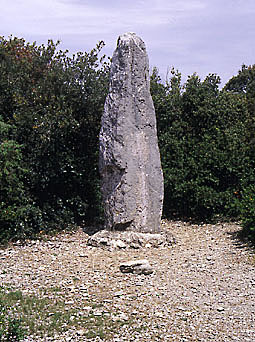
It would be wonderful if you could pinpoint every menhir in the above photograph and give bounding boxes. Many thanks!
[99,32,164,233]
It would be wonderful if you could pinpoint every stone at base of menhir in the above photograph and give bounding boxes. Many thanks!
[86,229,175,250]
[120,259,154,275]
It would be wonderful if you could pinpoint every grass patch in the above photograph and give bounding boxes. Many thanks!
[0,288,27,341]
[0,286,133,340]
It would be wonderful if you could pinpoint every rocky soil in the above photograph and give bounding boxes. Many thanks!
[0,220,254,341]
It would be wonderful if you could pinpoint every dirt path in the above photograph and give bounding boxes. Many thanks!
[0,221,254,341]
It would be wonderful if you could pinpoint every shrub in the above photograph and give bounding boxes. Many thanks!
[151,69,253,221]
[238,185,255,243]
[0,118,43,243]
[0,36,109,242]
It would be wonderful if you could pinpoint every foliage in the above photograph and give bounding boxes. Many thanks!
[0,117,43,243]
[224,64,255,115]
[238,185,255,242]
[0,35,254,243]
[224,65,255,240]
[151,68,254,221]
[0,36,109,243]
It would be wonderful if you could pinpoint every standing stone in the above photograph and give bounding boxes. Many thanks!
[99,32,164,233]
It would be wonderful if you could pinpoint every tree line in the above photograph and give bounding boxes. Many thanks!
[0,36,254,244]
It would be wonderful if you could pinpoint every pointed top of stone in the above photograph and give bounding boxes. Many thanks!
[117,32,146,52]
[119,32,137,40]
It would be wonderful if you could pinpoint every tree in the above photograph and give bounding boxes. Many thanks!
[0,36,110,242]
[0,117,42,243]
[151,70,252,220]
[224,64,255,241]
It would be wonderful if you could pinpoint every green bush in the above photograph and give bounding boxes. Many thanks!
[0,36,109,243]
[151,69,253,221]
[0,117,43,243]
[238,185,255,242]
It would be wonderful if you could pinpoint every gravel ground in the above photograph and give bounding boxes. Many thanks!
[0,221,254,341]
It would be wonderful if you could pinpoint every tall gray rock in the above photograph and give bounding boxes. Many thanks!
[99,32,164,233]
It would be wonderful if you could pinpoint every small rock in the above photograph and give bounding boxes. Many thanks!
[217,306,225,312]
[65,301,74,305]
[118,312,129,321]
[83,306,92,313]
[111,239,127,249]
[87,227,175,249]
[120,259,154,275]
[130,242,140,249]
[112,312,129,321]
[77,329,86,336]
[79,287,88,291]
[155,311,164,318]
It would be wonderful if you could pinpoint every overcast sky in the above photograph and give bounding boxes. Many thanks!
[1,0,255,86]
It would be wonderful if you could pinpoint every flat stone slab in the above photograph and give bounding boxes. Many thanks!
[120,259,154,275]
[87,229,175,250]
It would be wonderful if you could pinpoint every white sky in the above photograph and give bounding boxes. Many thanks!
[1,0,255,86]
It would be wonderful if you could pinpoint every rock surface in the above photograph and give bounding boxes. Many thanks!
[120,259,154,275]
[99,32,164,233]
[87,229,175,250]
